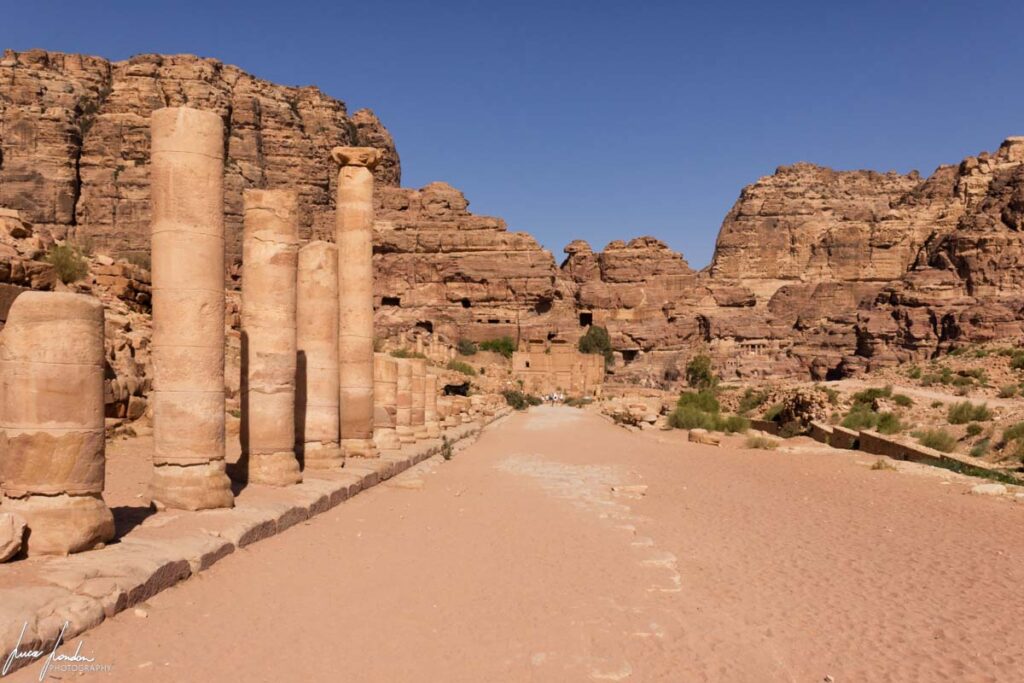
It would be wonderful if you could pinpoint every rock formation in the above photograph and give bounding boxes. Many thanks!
[0,48,399,267]
[5,48,1024,386]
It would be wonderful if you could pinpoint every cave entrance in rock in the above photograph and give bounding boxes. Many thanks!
[622,349,639,364]
[461,298,472,308]
[382,296,401,307]
[416,320,433,333]
[534,299,552,314]
[579,311,593,327]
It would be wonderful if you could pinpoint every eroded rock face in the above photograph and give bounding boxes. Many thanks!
[0,48,399,266]
[5,48,1024,385]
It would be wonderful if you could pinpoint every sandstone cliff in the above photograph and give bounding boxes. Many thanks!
[0,48,399,266]
[4,48,1024,387]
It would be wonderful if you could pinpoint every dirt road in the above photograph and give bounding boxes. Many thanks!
[10,406,1022,681]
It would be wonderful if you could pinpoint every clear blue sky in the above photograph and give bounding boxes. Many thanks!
[4,1,1023,267]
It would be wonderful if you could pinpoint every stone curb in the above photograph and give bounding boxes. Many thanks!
[0,412,509,675]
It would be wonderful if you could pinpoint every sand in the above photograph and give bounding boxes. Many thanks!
[8,406,1022,681]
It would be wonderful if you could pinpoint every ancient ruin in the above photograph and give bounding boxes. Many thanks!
[0,292,113,555]
[424,375,441,438]
[395,359,415,444]
[513,340,605,396]
[373,354,401,450]
[148,106,234,510]
[410,358,428,440]
[239,189,301,485]
[296,241,342,469]
[333,146,381,458]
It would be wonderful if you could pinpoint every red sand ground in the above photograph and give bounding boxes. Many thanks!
[9,406,1022,681]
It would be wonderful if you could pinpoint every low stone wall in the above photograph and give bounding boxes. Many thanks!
[808,421,833,445]
[858,430,954,467]
[749,419,779,435]
[829,425,859,450]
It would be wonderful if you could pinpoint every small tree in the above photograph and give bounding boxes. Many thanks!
[685,354,715,390]
[457,339,478,356]
[578,325,613,367]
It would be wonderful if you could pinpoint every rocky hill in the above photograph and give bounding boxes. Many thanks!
[3,48,1024,388]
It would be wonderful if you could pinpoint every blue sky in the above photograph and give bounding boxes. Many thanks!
[3,1,1023,267]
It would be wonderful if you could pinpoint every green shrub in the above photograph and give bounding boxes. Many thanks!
[958,368,988,383]
[965,422,984,437]
[817,385,840,406]
[947,401,992,424]
[842,405,878,431]
[46,243,89,284]
[677,389,720,414]
[390,348,426,359]
[1000,421,1024,444]
[441,436,453,461]
[745,435,779,450]
[1010,351,1024,370]
[907,365,922,380]
[564,396,592,408]
[737,387,768,415]
[851,385,892,406]
[876,412,903,435]
[668,405,717,430]
[951,375,974,389]
[502,389,539,410]
[578,326,614,367]
[720,414,750,434]
[930,400,944,409]
[892,394,913,407]
[970,438,991,458]
[998,384,1018,398]
[778,421,804,438]
[125,252,151,270]
[447,360,477,376]
[480,336,516,358]
[918,429,956,453]
[684,354,716,390]
[457,339,478,356]
[763,403,784,421]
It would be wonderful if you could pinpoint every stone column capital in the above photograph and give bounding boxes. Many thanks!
[331,146,382,169]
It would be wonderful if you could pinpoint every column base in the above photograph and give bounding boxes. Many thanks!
[342,438,378,458]
[373,428,402,451]
[245,451,302,486]
[151,461,234,511]
[395,426,416,444]
[413,426,429,440]
[301,442,344,470]
[2,493,114,557]
[425,421,441,438]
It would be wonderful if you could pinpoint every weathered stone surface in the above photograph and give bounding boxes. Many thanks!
[0,48,399,264]
[0,511,26,562]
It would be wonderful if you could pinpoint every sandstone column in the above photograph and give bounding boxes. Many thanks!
[240,189,301,485]
[424,374,441,438]
[332,146,381,458]
[0,292,114,556]
[395,359,415,444]
[149,107,233,510]
[372,354,401,450]
[296,241,342,469]
[410,358,428,439]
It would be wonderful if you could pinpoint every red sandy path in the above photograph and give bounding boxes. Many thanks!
[9,406,1022,681]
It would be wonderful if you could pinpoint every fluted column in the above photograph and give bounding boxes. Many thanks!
[149,107,233,510]
[296,241,342,469]
[0,292,114,555]
[332,146,380,459]
[239,189,301,485]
